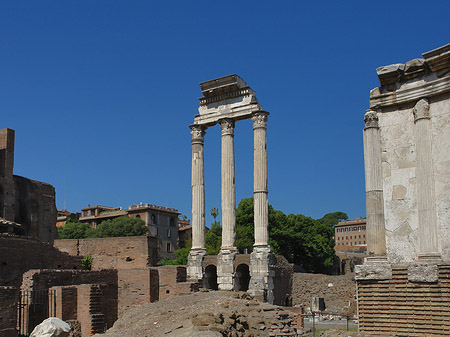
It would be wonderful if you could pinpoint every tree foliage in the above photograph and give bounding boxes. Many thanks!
[235,197,338,274]
[57,216,148,239]
[160,239,191,265]
[57,218,91,239]
[318,211,348,228]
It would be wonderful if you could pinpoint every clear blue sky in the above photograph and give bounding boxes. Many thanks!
[1,1,449,225]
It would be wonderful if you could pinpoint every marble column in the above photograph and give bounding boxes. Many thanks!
[413,98,440,261]
[363,109,387,260]
[249,111,274,303]
[252,112,270,248]
[217,118,237,290]
[220,118,237,250]
[187,124,207,279]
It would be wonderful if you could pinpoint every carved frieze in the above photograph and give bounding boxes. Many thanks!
[413,98,430,122]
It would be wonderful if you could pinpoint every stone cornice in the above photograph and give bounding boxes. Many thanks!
[370,44,450,109]
[369,72,450,109]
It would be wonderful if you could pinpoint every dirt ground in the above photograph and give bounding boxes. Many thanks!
[93,272,359,336]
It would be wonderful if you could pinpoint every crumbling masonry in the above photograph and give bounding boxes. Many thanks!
[356,43,450,336]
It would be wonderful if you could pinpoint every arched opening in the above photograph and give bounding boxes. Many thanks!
[234,264,250,291]
[203,265,218,290]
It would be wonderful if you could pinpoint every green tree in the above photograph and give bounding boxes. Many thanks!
[57,218,90,239]
[87,215,148,238]
[235,197,337,273]
[58,215,148,239]
[160,239,192,265]
[318,212,348,228]
[205,208,222,255]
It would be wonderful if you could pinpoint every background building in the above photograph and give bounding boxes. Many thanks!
[78,203,180,258]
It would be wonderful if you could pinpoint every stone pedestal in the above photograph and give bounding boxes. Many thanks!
[248,246,275,304]
[187,248,206,280]
[217,248,238,290]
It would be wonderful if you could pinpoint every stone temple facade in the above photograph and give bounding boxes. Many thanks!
[187,75,277,303]
[356,44,450,336]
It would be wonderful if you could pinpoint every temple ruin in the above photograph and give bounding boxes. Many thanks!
[187,75,290,304]
[356,43,450,335]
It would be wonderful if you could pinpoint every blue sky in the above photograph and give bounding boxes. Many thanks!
[1,1,449,225]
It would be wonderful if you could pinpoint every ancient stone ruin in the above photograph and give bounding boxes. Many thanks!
[187,75,292,305]
[356,43,450,336]
[0,128,57,244]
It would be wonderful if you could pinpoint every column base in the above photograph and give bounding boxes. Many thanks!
[355,255,392,281]
[364,255,388,264]
[248,245,275,304]
[187,248,206,280]
[217,248,238,291]
[418,252,442,264]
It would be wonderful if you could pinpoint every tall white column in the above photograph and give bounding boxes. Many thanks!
[248,111,274,303]
[220,118,237,250]
[252,112,270,247]
[187,124,207,279]
[413,98,440,261]
[217,118,237,291]
[363,110,387,259]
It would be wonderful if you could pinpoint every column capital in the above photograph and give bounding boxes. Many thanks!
[252,111,269,130]
[219,118,235,136]
[364,109,379,129]
[190,124,206,143]
[413,98,430,122]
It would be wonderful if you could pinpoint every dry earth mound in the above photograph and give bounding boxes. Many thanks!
[94,290,299,337]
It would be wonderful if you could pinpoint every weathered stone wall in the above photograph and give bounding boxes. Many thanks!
[54,235,158,270]
[20,269,118,292]
[0,235,81,287]
[0,286,19,337]
[368,44,450,263]
[117,268,159,315]
[292,272,355,312]
[0,128,57,244]
[13,175,57,244]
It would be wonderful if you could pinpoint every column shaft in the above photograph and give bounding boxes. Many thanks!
[413,99,440,259]
[190,125,206,250]
[253,112,269,247]
[363,110,387,257]
[220,119,236,249]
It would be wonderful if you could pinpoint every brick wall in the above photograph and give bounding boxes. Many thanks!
[292,272,356,312]
[54,236,158,270]
[21,269,118,292]
[0,235,82,287]
[117,268,159,315]
[0,286,19,337]
[358,265,450,336]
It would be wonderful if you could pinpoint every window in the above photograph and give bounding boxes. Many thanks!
[151,214,156,224]
[170,217,175,227]
[136,215,141,219]
[167,229,171,238]
[167,242,171,252]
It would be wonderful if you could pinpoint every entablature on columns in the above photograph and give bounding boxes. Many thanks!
[194,74,263,127]
[369,43,450,109]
